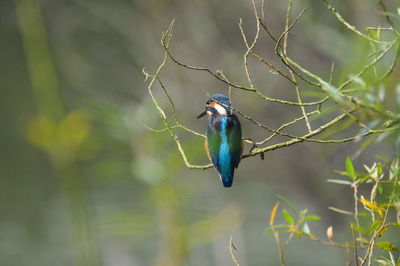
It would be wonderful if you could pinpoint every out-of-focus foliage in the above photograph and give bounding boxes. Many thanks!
[267,158,400,265]
[1,0,399,265]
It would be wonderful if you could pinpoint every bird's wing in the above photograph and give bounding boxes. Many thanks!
[227,114,242,169]
[206,122,222,169]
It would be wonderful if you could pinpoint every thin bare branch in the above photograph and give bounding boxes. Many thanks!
[282,1,312,133]
[229,237,240,266]
[146,21,212,170]
[322,0,392,44]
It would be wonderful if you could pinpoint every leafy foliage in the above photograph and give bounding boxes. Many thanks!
[267,157,400,265]
[144,0,400,265]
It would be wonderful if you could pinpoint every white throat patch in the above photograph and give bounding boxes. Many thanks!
[214,103,227,115]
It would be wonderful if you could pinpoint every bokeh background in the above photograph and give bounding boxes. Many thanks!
[1,0,399,265]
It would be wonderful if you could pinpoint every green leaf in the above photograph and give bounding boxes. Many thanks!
[377,183,383,194]
[333,170,350,177]
[389,158,399,180]
[345,156,355,179]
[304,215,321,221]
[285,227,304,238]
[376,129,394,143]
[264,225,287,234]
[353,135,377,158]
[326,179,352,185]
[377,225,388,237]
[282,209,295,226]
[374,155,390,163]
[376,241,398,251]
[376,162,383,175]
[358,173,373,184]
[349,223,366,234]
[276,195,299,214]
[320,118,354,139]
[369,220,382,234]
[264,225,289,234]
[356,237,370,244]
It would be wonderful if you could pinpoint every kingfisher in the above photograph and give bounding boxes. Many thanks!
[197,94,243,187]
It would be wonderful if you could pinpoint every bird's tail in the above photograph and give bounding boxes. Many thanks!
[220,170,234,188]
[217,154,235,187]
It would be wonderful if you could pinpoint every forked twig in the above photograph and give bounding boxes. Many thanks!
[145,1,399,172]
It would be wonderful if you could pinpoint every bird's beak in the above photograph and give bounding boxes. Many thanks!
[196,109,207,119]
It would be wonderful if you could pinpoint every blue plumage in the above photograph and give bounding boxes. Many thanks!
[218,117,234,186]
[197,94,243,187]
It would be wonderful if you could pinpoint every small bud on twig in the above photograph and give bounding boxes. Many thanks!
[327,226,334,241]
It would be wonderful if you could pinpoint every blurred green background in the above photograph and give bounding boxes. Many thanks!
[1,0,398,265]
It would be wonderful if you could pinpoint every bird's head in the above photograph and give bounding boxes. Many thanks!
[197,94,232,119]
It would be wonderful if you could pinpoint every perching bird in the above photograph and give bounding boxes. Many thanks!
[197,94,243,187]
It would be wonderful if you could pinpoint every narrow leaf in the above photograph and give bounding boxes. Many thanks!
[282,209,295,226]
[277,195,299,214]
[269,202,280,225]
[377,183,383,194]
[345,156,355,179]
[376,241,398,251]
[349,223,367,234]
[333,170,351,177]
[287,227,304,238]
[377,225,388,237]
[304,215,321,221]
[389,158,399,180]
[369,220,382,234]
[359,198,383,217]
[326,179,352,185]
[356,237,370,244]
[264,225,288,234]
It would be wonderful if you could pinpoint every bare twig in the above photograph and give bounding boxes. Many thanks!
[377,0,399,36]
[146,21,212,170]
[322,0,392,44]
[282,1,312,133]
[229,237,240,266]
[352,182,361,265]
[146,1,400,176]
